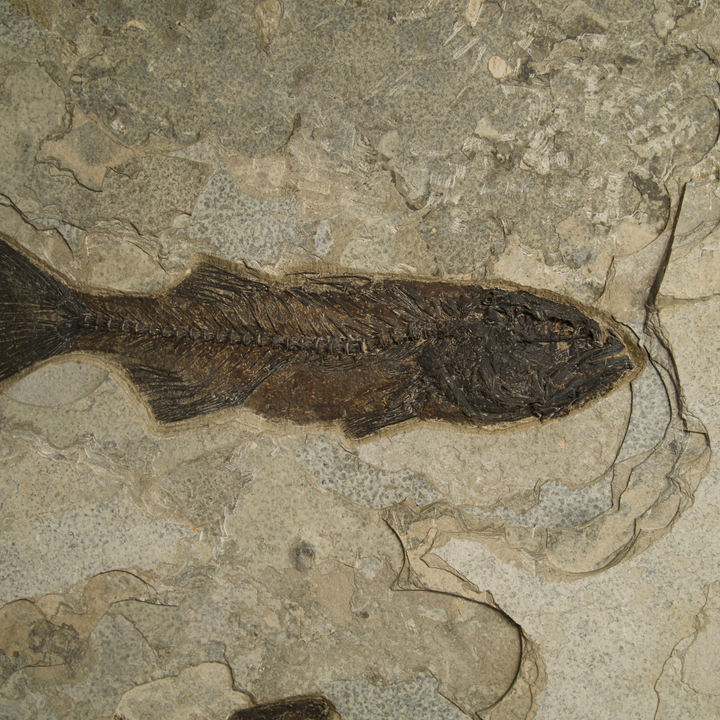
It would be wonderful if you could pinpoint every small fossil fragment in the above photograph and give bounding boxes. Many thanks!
[488,55,514,79]
[254,0,283,47]
[228,695,338,720]
[0,233,642,439]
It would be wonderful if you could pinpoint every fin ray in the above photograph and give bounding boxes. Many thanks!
[0,235,86,384]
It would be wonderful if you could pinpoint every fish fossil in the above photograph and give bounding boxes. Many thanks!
[0,233,643,439]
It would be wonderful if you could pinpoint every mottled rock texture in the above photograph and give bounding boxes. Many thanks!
[0,0,718,718]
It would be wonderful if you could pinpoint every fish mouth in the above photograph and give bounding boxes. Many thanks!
[530,334,637,420]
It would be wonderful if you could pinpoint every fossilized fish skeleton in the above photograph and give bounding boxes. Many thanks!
[0,233,643,439]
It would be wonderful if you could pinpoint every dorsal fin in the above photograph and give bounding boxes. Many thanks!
[170,261,269,303]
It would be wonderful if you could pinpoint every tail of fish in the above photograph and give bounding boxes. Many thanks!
[0,234,87,385]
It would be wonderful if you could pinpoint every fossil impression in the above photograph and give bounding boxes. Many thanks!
[0,233,642,439]
[227,695,338,720]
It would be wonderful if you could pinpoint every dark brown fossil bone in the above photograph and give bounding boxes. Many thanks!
[227,695,338,720]
[0,233,643,439]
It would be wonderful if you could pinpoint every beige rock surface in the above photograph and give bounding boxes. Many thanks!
[0,1,718,718]
[112,663,253,720]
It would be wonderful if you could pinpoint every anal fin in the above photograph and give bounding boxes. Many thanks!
[116,337,288,423]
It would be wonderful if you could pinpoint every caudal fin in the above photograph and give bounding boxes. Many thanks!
[0,234,86,384]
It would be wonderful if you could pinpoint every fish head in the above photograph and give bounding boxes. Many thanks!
[422,298,638,425]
